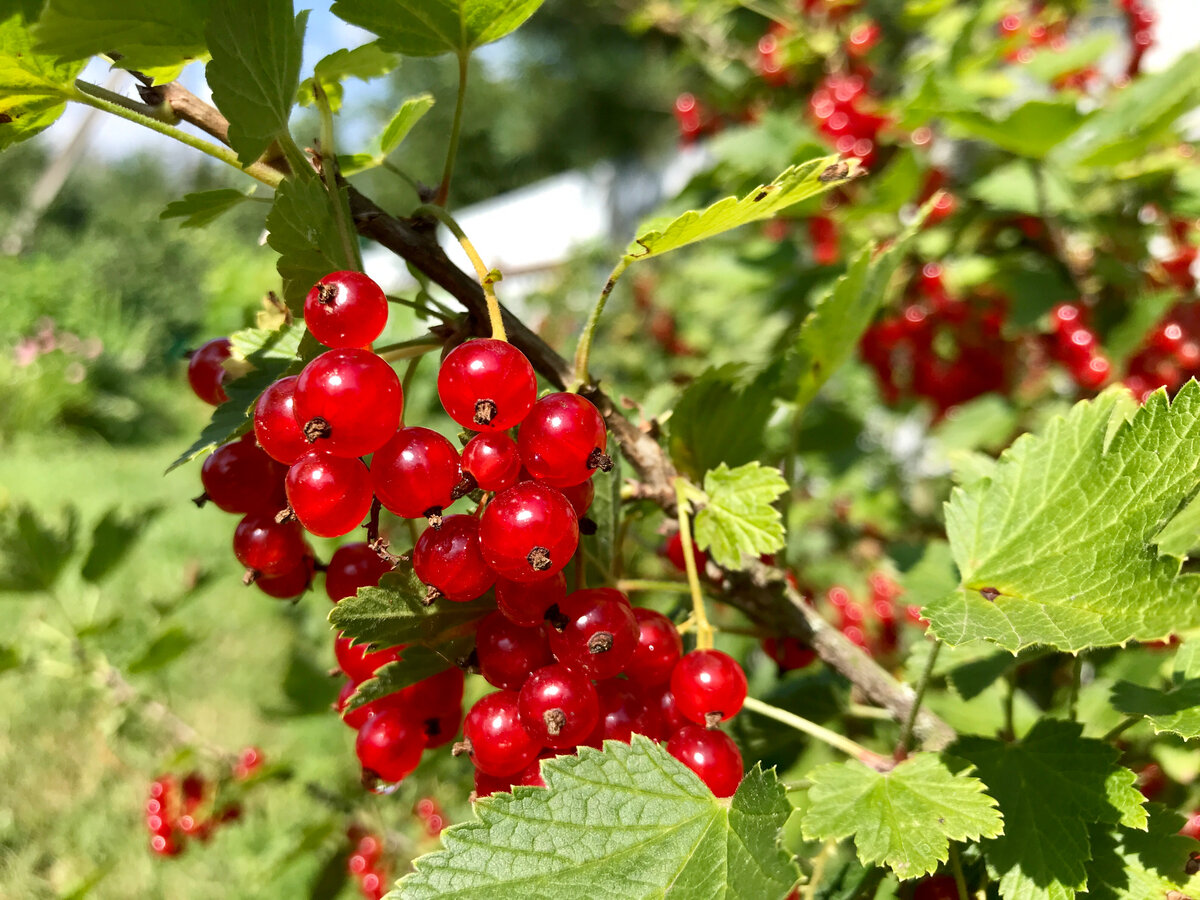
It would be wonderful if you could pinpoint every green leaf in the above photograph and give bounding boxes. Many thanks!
[266,175,352,309]
[205,0,306,165]
[0,503,78,592]
[160,187,258,229]
[127,626,196,674]
[1104,289,1180,371]
[1084,804,1200,900]
[32,0,208,82]
[801,753,1003,879]
[81,505,161,583]
[380,92,435,154]
[928,382,1200,653]
[668,363,778,479]
[582,442,620,580]
[954,719,1145,900]
[345,647,454,713]
[297,42,399,111]
[0,13,86,149]
[944,99,1086,158]
[969,161,1074,216]
[625,155,853,263]
[693,462,788,570]
[398,739,797,899]
[331,0,547,58]
[1023,31,1115,84]
[329,567,494,650]
[1109,638,1200,740]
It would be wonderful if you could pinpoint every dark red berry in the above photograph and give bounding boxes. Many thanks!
[651,685,688,736]
[253,376,311,465]
[627,608,683,685]
[592,678,663,744]
[285,450,373,537]
[356,706,426,783]
[200,435,287,515]
[303,271,388,349]
[517,392,611,487]
[557,478,595,518]
[233,514,307,576]
[495,572,566,627]
[461,690,541,776]
[437,339,537,431]
[404,668,465,722]
[478,482,579,582]
[667,725,743,797]
[187,337,231,405]
[371,426,461,521]
[293,348,402,458]
[462,432,522,493]
[422,703,463,749]
[335,635,403,683]
[325,542,392,603]
[518,664,599,748]
[413,514,496,602]
[762,637,816,671]
[476,611,554,691]
[671,649,748,726]
[664,531,708,574]
[255,545,315,598]
[913,875,960,900]
[545,587,637,680]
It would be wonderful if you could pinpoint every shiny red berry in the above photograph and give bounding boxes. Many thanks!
[518,664,599,748]
[627,608,683,685]
[337,677,407,729]
[404,667,466,721]
[335,635,403,683]
[667,725,743,797]
[545,588,637,680]
[233,514,307,576]
[671,649,748,725]
[437,338,537,431]
[253,376,311,465]
[476,611,554,691]
[356,706,427,783]
[413,514,496,602]
[200,435,287,514]
[495,572,566,627]
[558,478,595,518]
[255,545,315,598]
[651,685,688,736]
[303,271,388,349]
[517,392,611,487]
[479,482,579,582]
[285,450,373,537]
[462,432,522,493]
[293,348,402,458]
[325,542,392,603]
[372,426,461,521]
[461,690,541,776]
[592,679,663,744]
[187,337,231,405]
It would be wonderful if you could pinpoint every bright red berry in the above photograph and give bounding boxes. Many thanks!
[667,725,743,797]
[626,608,683,685]
[285,450,373,537]
[293,348,402,458]
[356,706,427,783]
[664,531,708,574]
[478,482,579,582]
[437,338,537,431]
[462,432,522,493]
[413,514,496,602]
[592,679,663,744]
[233,514,307,576]
[650,685,688,736]
[461,690,541,776]
[517,393,611,487]
[371,426,462,522]
[253,376,312,465]
[545,588,638,680]
[303,271,388,349]
[476,611,554,691]
[200,435,287,515]
[558,478,595,518]
[518,664,600,748]
[495,572,567,627]
[325,542,392,603]
[335,635,403,683]
[671,649,748,725]
[336,678,407,729]
[187,337,231,405]
[255,545,315,598]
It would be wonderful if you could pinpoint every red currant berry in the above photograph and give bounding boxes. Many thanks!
[762,637,817,672]
[325,542,392,603]
[303,271,388,349]
[356,706,427,783]
[518,664,600,748]
[337,678,407,729]
[371,426,461,522]
[664,531,708,574]
[913,875,960,900]
[187,337,231,405]
[495,572,566,627]
[592,678,663,744]
[234,746,264,780]
[200,435,287,515]
[233,514,307,576]
[150,832,183,856]
[627,608,683,685]
[667,725,743,797]
[404,667,466,722]
[462,432,521,493]
[293,348,403,457]
[473,768,513,799]
[437,338,537,431]
[517,393,611,487]
[1180,810,1200,841]
[253,376,311,465]
[479,482,579,582]
[413,514,496,602]
[335,635,403,683]
[558,478,595,518]
[650,685,688,736]
[476,611,554,691]
[671,649,748,726]
[545,588,637,680]
[422,703,463,749]
[285,450,373,537]
[255,545,316,598]
[460,690,541,776]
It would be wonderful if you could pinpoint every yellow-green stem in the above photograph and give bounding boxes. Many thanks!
[412,204,506,341]
[674,478,713,650]
[435,52,469,207]
[742,696,886,767]
[314,81,362,271]
[949,842,969,900]
[572,256,631,390]
[616,579,692,594]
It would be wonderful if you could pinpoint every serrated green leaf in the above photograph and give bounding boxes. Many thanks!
[0,13,85,149]
[127,626,196,674]
[329,567,494,650]
[205,0,305,165]
[945,99,1086,158]
[265,175,353,310]
[297,42,399,111]
[1109,637,1200,740]
[928,383,1200,653]
[380,92,434,154]
[32,0,208,82]
[332,0,546,58]
[623,156,851,263]
[801,753,1002,879]
[398,739,797,899]
[81,505,161,583]
[1084,804,1200,900]
[0,503,77,592]
[160,187,257,229]
[693,462,787,570]
[668,363,778,479]
[345,647,453,713]
[954,719,1146,900]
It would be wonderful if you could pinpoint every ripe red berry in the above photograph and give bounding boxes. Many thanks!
[461,432,522,493]
[437,338,537,431]
[285,450,373,537]
[413,514,496,602]
[187,337,231,405]
[667,725,743,797]
[404,668,466,722]
[325,542,392,603]
[293,348,403,458]
[422,703,463,749]
[335,635,403,683]
[495,572,566,627]
[255,545,315,598]
[1180,810,1200,841]
[913,875,960,900]
[150,832,183,856]
[200,435,287,515]
[234,746,264,780]
[337,678,407,729]
[517,393,611,487]
[650,685,688,736]
[476,611,554,691]
[253,376,311,465]
[664,531,708,574]
[461,690,541,776]
[303,271,388,349]
[558,478,595,518]
[371,426,462,522]
[627,608,683,685]
[233,514,307,576]
[592,679,663,744]
[762,637,817,672]
[545,588,638,680]
[671,649,748,725]
[518,664,600,748]
[478,482,579,582]
[356,706,427,783]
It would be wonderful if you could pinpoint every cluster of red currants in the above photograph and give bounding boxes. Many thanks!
[808,72,887,169]
[1043,302,1112,391]
[346,830,390,900]
[145,748,261,857]
[1125,302,1200,401]
[1120,0,1156,79]
[860,264,1012,414]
